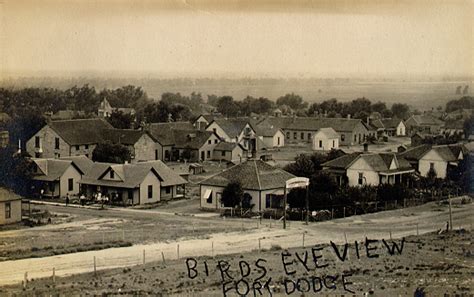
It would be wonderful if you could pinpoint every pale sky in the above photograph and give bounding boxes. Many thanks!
[1,0,473,78]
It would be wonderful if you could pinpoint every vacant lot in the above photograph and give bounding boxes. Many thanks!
[1,229,472,296]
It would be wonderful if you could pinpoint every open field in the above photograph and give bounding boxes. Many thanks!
[0,199,472,289]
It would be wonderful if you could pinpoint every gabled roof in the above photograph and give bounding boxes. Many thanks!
[323,152,412,172]
[213,141,246,152]
[431,144,467,162]
[408,115,444,126]
[51,110,86,120]
[210,118,254,139]
[32,159,83,181]
[99,98,112,110]
[48,118,114,145]
[195,114,216,123]
[369,119,384,129]
[148,122,195,146]
[80,160,187,189]
[322,153,362,169]
[60,156,94,174]
[0,187,22,202]
[102,129,153,145]
[258,117,367,133]
[398,144,432,161]
[173,130,216,150]
[314,127,339,139]
[252,121,282,137]
[381,118,403,129]
[200,160,295,190]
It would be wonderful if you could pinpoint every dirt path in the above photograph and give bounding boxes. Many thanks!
[0,201,472,286]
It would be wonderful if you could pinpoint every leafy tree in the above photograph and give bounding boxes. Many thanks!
[0,147,35,196]
[287,188,306,209]
[391,103,410,119]
[371,101,388,114]
[446,96,474,113]
[92,141,131,164]
[276,93,307,110]
[221,181,244,208]
[107,110,134,129]
[463,114,474,138]
[181,146,192,160]
[284,154,315,178]
[99,85,148,108]
[216,96,240,117]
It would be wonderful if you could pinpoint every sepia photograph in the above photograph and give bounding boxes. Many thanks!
[0,0,472,295]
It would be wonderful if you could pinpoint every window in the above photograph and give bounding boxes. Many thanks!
[204,189,212,204]
[55,137,60,149]
[165,187,171,194]
[319,140,322,148]
[213,128,217,133]
[85,154,89,158]
[110,171,114,179]
[221,151,226,157]
[341,134,345,141]
[430,162,434,170]
[308,133,311,140]
[35,153,41,158]
[214,139,218,144]
[5,202,11,219]
[358,173,364,185]
[293,132,297,140]
[207,150,211,158]
[85,145,89,150]
[216,192,222,206]
[354,135,357,142]
[68,178,74,191]
[286,132,290,139]
[208,140,211,144]
[277,137,280,146]
[333,140,335,147]
[148,185,153,199]
[128,190,134,200]
[75,145,80,150]
[155,149,159,160]
[301,132,304,139]
[35,136,40,148]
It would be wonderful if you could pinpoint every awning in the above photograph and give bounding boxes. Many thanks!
[203,189,212,199]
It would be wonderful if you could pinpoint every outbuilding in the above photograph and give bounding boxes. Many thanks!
[312,128,339,151]
[0,188,22,225]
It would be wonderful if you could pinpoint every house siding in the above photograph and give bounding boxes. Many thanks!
[139,171,161,204]
[312,135,339,151]
[59,165,82,197]
[197,133,221,161]
[0,199,22,225]
[206,122,231,142]
[133,134,157,163]
[346,158,380,186]
[396,122,406,136]
[26,126,71,158]
[419,150,448,178]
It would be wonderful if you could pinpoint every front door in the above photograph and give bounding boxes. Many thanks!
[201,151,205,161]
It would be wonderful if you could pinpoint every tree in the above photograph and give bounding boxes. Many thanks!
[216,96,240,117]
[284,154,315,178]
[446,96,474,113]
[99,85,148,109]
[92,141,131,164]
[276,93,307,110]
[0,147,35,196]
[107,110,134,129]
[221,181,244,208]
[391,103,410,119]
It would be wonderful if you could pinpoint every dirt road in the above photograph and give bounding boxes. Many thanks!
[0,201,472,286]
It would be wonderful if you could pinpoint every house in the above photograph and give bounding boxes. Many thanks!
[102,129,158,163]
[79,160,188,206]
[172,130,221,161]
[193,114,217,131]
[322,152,414,186]
[213,142,247,163]
[405,115,444,135]
[206,118,256,149]
[259,116,371,146]
[199,160,296,212]
[368,119,385,139]
[147,122,196,162]
[0,187,22,225]
[252,123,285,148]
[31,158,84,198]
[381,118,406,136]
[26,118,113,159]
[98,98,136,118]
[411,132,443,147]
[399,144,466,179]
[312,128,339,151]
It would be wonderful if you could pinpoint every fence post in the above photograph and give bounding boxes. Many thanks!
[270,216,272,228]
[52,267,55,284]
[161,251,166,265]
[143,249,146,265]
[212,242,214,257]
[344,232,348,244]
[331,208,334,219]
[302,233,305,248]
[258,238,261,252]
[389,230,392,240]
[177,244,180,259]
[23,272,28,288]
[448,194,453,231]
[343,207,346,218]
[403,199,406,208]
[93,256,97,275]
[416,223,419,236]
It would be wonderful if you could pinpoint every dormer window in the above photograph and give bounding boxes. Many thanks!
[110,171,115,179]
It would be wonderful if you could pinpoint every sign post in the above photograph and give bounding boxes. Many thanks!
[284,177,310,230]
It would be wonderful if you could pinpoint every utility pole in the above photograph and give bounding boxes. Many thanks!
[305,185,309,225]
[283,186,287,229]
